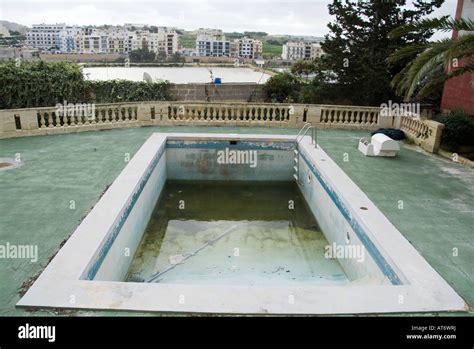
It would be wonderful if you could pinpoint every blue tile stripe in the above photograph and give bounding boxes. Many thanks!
[299,148,402,285]
[166,140,295,151]
[84,141,166,280]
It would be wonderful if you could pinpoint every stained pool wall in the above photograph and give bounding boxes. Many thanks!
[92,140,167,281]
[297,146,391,284]
[166,140,295,181]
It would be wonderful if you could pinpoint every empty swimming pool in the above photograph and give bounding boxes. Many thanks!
[126,181,349,286]
[18,133,467,314]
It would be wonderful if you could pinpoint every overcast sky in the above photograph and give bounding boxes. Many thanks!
[0,0,458,37]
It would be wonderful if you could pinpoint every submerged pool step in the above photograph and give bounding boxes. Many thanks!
[293,145,300,182]
[293,146,299,182]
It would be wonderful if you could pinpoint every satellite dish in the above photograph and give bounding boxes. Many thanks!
[143,72,153,83]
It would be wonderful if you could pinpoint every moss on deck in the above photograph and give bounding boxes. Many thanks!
[0,126,472,316]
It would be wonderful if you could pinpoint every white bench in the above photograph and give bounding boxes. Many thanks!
[358,133,400,157]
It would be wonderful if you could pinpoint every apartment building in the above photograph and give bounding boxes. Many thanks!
[58,26,82,52]
[27,24,73,51]
[131,31,178,55]
[196,32,230,57]
[230,37,262,59]
[27,24,178,56]
[281,41,323,60]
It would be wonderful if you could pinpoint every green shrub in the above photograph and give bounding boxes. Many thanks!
[0,61,88,109]
[433,109,474,151]
[262,73,301,103]
[0,61,172,109]
[262,71,358,105]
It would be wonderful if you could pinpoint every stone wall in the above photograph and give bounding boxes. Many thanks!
[170,83,264,102]
[0,101,445,154]
[40,53,123,62]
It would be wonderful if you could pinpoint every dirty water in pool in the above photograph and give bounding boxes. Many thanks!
[126,181,349,286]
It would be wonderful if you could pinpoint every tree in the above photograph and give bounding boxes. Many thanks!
[156,51,167,62]
[262,73,301,103]
[168,52,185,63]
[129,48,156,63]
[319,0,443,106]
[291,60,318,80]
[388,17,474,101]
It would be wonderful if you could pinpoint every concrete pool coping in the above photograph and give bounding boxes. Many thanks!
[16,133,468,314]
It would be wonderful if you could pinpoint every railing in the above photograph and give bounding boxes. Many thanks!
[400,115,430,139]
[318,105,380,127]
[295,122,316,148]
[36,105,138,129]
[0,101,444,153]
[400,115,444,153]
[166,103,292,123]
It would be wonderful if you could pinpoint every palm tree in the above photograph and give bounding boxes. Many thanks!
[388,16,474,101]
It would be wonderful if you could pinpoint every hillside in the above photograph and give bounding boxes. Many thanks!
[0,21,28,35]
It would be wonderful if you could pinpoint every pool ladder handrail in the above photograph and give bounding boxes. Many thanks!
[295,123,317,147]
[293,123,317,183]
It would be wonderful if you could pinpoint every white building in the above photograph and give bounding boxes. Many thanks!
[281,41,323,61]
[58,26,82,52]
[132,31,178,55]
[231,37,262,59]
[27,24,179,56]
[196,32,230,57]
[27,24,72,51]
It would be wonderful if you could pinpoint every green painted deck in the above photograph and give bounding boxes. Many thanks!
[0,126,473,316]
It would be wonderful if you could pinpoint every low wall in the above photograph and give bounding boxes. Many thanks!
[0,101,444,153]
[40,53,123,62]
[170,83,263,102]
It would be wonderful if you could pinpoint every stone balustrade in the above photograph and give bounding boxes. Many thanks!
[400,116,444,153]
[316,105,381,128]
[0,101,444,153]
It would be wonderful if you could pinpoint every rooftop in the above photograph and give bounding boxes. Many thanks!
[0,126,473,316]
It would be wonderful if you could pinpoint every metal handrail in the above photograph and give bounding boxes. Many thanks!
[295,123,317,148]
[295,122,311,141]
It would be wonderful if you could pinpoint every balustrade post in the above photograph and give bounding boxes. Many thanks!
[423,120,444,153]
[0,110,19,137]
[306,105,321,126]
[137,102,152,125]
[20,110,41,131]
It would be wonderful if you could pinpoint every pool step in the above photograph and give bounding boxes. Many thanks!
[293,146,299,182]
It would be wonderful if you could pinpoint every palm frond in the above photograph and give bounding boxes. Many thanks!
[399,39,453,100]
[387,43,428,64]
[389,17,474,39]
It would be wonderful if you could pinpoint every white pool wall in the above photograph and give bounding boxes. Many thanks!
[166,139,295,181]
[297,145,390,283]
[84,136,167,281]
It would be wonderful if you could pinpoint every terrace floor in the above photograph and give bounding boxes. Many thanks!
[0,126,473,316]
